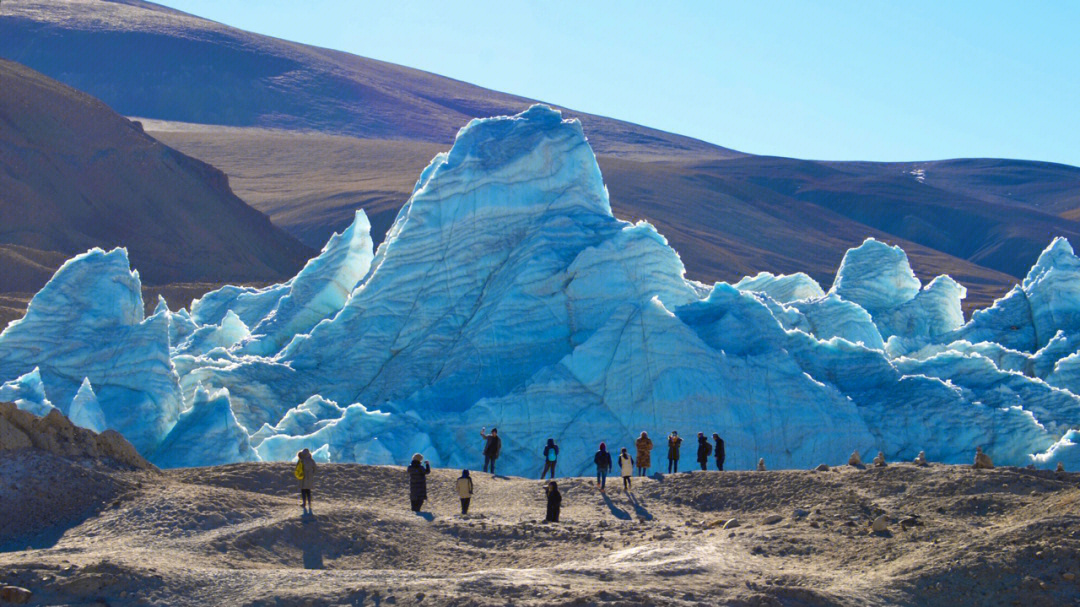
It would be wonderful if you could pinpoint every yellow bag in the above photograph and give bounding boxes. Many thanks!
[294,460,304,480]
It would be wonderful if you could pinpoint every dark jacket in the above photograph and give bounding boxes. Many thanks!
[543,442,559,461]
[714,436,725,463]
[545,486,562,522]
[408,461,431,501]
[483,434,502,459]
[667,435,683,461]
[696,437,713,462]
[594,449,612,471]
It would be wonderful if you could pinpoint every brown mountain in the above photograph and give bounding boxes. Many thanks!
[0,58,312,306]
[3,0,1080,312]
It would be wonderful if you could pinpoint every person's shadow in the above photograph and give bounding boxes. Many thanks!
[601,493,631,520]
[301,511,324,570]
[627,493,653,521]
[414,511,435,522]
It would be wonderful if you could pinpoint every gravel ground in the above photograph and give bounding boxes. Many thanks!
[2,453,1079,606]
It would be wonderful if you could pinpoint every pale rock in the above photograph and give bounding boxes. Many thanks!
[873,452,887,467]
[973,446,994,469]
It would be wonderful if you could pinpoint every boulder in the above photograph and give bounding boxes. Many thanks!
[848,450,864,467]
[0,585,33,604]
[871,515,889,533]
[814,463,830,472]
[763,514,783,525]
[913,451,928,466]
[722,518,741,529]
[873,452,887,467]
[1056,462,1065,473]
[973,446,994,470]
[756,458,766,471]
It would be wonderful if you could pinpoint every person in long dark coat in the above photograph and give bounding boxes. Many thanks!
[408,453,431,512]
[696,432,712,471]
[545,481,562,523]
[667,431,682,473]
[712,433,726,471]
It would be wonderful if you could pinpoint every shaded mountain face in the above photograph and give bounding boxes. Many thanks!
[4,1,1080,313]
[0,58,313,294]
[0,0,737,160]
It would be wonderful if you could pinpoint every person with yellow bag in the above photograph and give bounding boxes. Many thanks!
[295,448,317,512]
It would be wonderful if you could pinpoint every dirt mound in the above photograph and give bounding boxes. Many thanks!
[0,401,153,470]
[2,460,1078,605]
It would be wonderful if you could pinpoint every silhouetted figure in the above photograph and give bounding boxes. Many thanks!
[667,431,683,473]
[541,438,559,479]
[696,432,712,471]
[480,427,501,474]
[545,481,562,522]
[408,453,431,512]
[712,433,725,471]
[594,442,613,492]
[456,469,474,514]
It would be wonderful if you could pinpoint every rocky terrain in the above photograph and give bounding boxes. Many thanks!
[2,403,1078,606]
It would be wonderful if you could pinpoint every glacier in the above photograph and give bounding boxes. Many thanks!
[2,105,1079,473]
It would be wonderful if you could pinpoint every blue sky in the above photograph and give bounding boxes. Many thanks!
[157,1,1079,166]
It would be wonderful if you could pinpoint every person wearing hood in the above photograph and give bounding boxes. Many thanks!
[545,481,562,523]
[296,448,316,512]
[408,453,431,512]
[541,438,559,480]
[634,431,653,477]
[456,469,474,514]
[667,431,682,473]
[594,442,613,492]
[696,432,713,471]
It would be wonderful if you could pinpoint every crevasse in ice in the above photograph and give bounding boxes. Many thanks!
[1,105,1078,472]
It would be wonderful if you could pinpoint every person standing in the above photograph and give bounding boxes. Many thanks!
[594,442,613,492]
[480,427,501,474]
[696,433,712,471]
[545,481,562,522]
[712,433,726,471]
[408,453,431,512]
[456,469,474,515]
[295,448,316,512]
[667,431,682,473]
[634,431,653,477]
[541,438,559,479]
[618,447,635,492]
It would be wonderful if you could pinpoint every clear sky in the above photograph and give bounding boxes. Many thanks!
[156,1,1079,166]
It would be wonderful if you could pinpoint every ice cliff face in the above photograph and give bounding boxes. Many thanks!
[3,105,1079,472]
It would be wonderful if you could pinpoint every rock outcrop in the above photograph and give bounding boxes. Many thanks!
[0,402,154,470]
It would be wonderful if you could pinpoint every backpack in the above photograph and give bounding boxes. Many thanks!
[546,446,558,462]
[294,460,304,480]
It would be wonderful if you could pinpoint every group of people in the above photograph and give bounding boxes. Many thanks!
[293,428,728,521]
[590,431,726,492]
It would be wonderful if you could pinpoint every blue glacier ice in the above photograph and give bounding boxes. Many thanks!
[69,378,107,433]
[2,105,1078,472]
[0,248,182,454]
